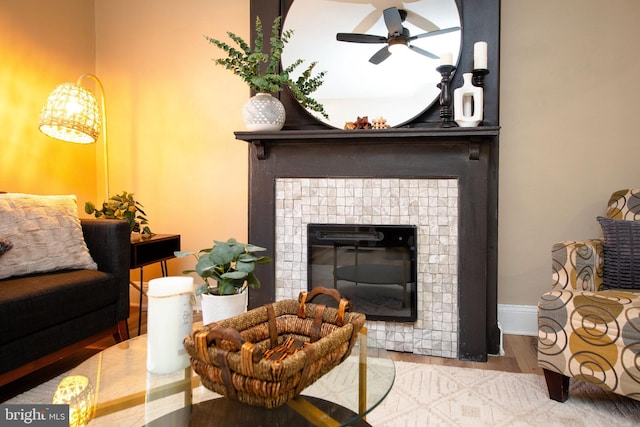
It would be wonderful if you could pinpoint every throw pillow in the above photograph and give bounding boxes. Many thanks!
[0,237,12,255]
[597,216,640,290]
[0,193,97,280]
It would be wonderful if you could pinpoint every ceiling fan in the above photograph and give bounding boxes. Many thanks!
[336,7,460,65]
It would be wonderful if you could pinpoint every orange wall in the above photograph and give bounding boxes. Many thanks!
[94,0,250,278]
[0,0,97,204]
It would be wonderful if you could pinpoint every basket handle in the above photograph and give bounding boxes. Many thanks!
[203,324,262,362]
[297,287,352,326]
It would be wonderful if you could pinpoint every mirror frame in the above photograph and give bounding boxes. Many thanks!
[250,0,500,130]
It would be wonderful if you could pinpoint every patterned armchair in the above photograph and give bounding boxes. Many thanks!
[538,189,640,402]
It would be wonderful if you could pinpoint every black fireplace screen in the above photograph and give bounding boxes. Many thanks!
[307,224,417,322]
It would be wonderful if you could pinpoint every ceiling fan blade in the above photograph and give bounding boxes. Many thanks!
[382,7,403,35]
[352,9,382,33]
[411,26,461,40]
[337,33,388,44]
[408,45,439,60]
[369,46,391,65]
[404,9,439,33]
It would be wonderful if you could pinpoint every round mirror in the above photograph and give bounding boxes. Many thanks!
[282,0,462,129]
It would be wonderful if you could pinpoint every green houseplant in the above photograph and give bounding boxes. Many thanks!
[175,238,272,296]
[205,15,328,127]
[176,238,272,324]
[85,191,153,235]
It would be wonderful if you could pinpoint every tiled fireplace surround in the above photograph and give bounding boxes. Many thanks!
[275,178,459,358]
[238,128,500,361]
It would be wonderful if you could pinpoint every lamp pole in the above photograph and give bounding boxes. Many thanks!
[77,73,110,200]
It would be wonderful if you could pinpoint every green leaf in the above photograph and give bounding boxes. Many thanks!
[245,244,267,252]
[209,241,236,265]
[235,260,256,273]
[174,251,194,258]
[246,272,262,289]
[222,270,248,280]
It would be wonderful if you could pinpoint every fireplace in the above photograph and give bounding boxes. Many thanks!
[237,127,500,361]
[307,224,418,322]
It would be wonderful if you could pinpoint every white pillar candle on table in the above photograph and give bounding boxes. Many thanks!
[146,276,194,374]
[439,52,453,66]
[474,41,488,69]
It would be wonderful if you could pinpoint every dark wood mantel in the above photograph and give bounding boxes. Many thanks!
[237,127,500,160]
[237,127,500,361]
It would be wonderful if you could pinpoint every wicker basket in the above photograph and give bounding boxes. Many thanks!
[183,287,366,408]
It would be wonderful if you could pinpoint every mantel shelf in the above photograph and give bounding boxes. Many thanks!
[235,126,500,142]
[235,126,500,160]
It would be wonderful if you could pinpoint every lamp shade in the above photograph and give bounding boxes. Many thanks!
[39,82,101,144]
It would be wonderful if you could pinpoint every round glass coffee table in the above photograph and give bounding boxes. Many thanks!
[39,330,395,426]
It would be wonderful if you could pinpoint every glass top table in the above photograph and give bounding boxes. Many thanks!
[26,329,395,426]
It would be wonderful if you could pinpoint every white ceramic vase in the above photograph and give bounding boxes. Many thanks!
[200,289,248,325]
[242,93,286,131]
[454,73,483,127]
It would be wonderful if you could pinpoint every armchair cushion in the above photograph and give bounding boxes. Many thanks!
[552,240,603,292]
[598,216,640,290]
[606,189,640,220]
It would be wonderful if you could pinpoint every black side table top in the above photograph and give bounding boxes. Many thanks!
[130,234,181,269]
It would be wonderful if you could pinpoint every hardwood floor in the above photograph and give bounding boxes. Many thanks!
[389,333,541,375]
[0,305,541,402]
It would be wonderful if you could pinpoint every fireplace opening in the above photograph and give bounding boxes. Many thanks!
[307,224,418,322]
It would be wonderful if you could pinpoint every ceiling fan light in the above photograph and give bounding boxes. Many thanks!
[388,40,408,54]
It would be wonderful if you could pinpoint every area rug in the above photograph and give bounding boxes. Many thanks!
[5,361,640,426]
[366,361,640,427]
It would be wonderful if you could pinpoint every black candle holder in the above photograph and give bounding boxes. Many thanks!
[472,68,489,88]
[436,64,456,128]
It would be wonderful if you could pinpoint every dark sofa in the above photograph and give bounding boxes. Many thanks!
[0,219,130,386]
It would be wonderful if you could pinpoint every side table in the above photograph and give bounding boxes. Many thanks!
[130,233,181,335]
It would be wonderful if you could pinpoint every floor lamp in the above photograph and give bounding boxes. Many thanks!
[39,73,110,200]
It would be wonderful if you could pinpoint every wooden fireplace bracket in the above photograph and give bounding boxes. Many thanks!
[469,140,482,160]
[253,141,265,160]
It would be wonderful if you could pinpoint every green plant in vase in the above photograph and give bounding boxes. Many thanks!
[175,238,272,296]
[85,191,153,235]
[205,15,328,122]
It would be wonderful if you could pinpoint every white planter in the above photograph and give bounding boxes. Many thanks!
[242,93,286,131]
[201,290,248,325]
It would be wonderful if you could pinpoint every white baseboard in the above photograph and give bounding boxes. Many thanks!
[497,304,538,336]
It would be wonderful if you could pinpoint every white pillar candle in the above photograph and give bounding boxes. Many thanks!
[146,276,194,374]
[439,52,453,66]
[474,41,488,69]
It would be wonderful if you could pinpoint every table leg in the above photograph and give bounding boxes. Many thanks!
[138,267,144,336]
[359,327,367,418]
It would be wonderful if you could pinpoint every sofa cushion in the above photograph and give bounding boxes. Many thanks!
[597,216,640,290]
[0,194,97,280]
[0,269,118,345]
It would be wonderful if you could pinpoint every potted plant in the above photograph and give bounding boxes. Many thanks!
[175,238,272,324]
[205,15,328,130]
[85,191,153,236]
